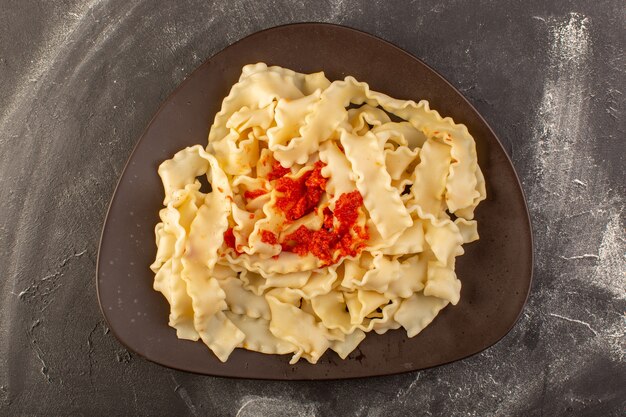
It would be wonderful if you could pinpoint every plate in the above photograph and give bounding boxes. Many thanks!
[97,23,533,380]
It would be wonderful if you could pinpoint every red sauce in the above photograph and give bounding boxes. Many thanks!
[281,190,368,265]
[334,190,363,234]
[223,228,240,253]
[227,156,368,264]
[267,159,291,181]
[282,226,331,264]
[244,189,267,200]
[260,230,278,245]
[275,161,327,221]
[322,207,334,230]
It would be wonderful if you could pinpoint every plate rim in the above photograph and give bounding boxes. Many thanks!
[96,21,534,380]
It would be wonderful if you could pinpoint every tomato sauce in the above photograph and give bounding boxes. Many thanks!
[223,227,240,253]
[275,161,327,221]
[281,190,368,265]
[244,189,267,200]
[260,230,278,245]
[225,158,368,265]
[267,159,291,181]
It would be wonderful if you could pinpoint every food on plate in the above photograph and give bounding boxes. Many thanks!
[150,63,486,363]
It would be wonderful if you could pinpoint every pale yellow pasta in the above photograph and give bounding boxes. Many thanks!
[379,217,425,256]
[344,290,388,325]
[318,140,356,206]
[266,294,331,364]
[150,63,485,364]
[384,254,428,299]
[225,312,297,355]
[409,138,452,220]
[330,329,367,359]
[152,194,199,341]
[341,130,413,240]
[218,277,271,320]
[352,252,401,293]
[311,291,353,333]
[424,262,462,305]
[385,145,419,181]
[394,293,449,337]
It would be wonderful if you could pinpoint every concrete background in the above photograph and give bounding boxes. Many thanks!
[1,0,624,415]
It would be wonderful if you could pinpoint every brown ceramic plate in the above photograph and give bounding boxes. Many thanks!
[97,23,533,380]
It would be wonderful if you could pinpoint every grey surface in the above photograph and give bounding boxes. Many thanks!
[0,0,624,416]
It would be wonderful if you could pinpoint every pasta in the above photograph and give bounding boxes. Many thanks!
[150,63,485,364]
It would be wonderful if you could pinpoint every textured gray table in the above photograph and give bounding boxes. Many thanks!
[1,1,624,416]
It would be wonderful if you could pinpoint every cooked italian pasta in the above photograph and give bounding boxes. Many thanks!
[150,63,485,363]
